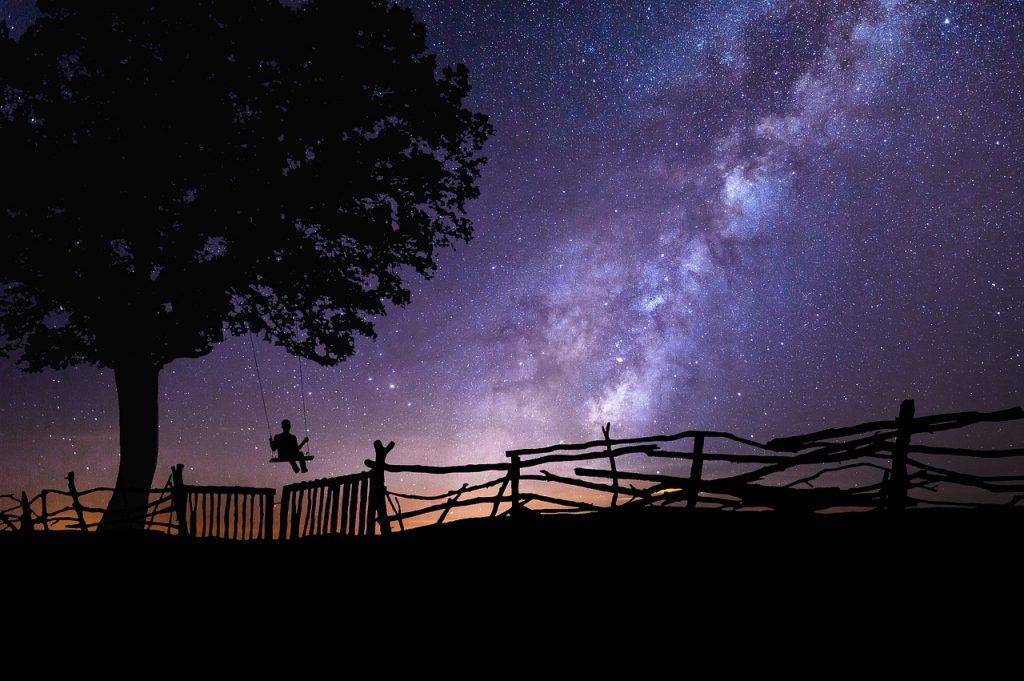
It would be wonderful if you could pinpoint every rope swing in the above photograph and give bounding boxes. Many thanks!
[248,333,315,472]
[298,356,310,440]
[249,333,272,439]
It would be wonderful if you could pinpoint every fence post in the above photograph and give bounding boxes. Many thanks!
[289,489,301,540]
[328,481,340,535]
[886,399,915,513]
[278,487,291,541]
[263,491,274,542]
[66,472,88,533]
[39,491,50,532]
[491,473,510,518]
[19,492,34,534]
[604,423,617,508]
[371,440,394,535]
[170,464,189,538]
[687,434,705,511]
[509,454,521,517]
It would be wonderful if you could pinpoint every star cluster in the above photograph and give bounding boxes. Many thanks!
[1,0,1021,493]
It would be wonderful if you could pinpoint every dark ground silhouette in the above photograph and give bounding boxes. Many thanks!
[13,510,1013,657]
[7,508,1023,604]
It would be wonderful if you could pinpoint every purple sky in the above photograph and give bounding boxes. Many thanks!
[1,0,1021,494]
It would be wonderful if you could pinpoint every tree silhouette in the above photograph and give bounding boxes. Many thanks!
[0,1,492,529]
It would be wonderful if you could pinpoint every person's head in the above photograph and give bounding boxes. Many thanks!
[281,419,291,433]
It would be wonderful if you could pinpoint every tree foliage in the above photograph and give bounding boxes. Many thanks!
[0,0,492,372]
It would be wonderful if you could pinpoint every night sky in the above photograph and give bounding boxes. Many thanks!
[1,0,1022,495]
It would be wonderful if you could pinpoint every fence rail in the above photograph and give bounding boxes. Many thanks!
[4,399,1023,541]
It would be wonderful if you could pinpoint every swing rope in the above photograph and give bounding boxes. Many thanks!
[248,333,272,438]
[298,356,310,440]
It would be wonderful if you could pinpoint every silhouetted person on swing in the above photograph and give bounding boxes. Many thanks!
[270,419,309,474]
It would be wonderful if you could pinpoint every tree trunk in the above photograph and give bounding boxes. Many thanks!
[98,360,160,531]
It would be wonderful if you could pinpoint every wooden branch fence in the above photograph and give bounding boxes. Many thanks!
[364,399,1024,528]
[3,400,1022,541]
[278,470,374,541]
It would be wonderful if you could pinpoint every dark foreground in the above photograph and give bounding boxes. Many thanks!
[7,507,1016,655]
[8,507,1022,583]
[8,507,1022,645]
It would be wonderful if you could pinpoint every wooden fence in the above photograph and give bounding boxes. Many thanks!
[171,465,275,541]
[0,462,378,541]
[4,400,1023,540]
[366,400,1024,529]
[278,471,375,540]
[0,470,180,534]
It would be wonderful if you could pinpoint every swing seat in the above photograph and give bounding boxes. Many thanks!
[269,454,315,464]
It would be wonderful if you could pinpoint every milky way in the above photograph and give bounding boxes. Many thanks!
[1,0,1021,493]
